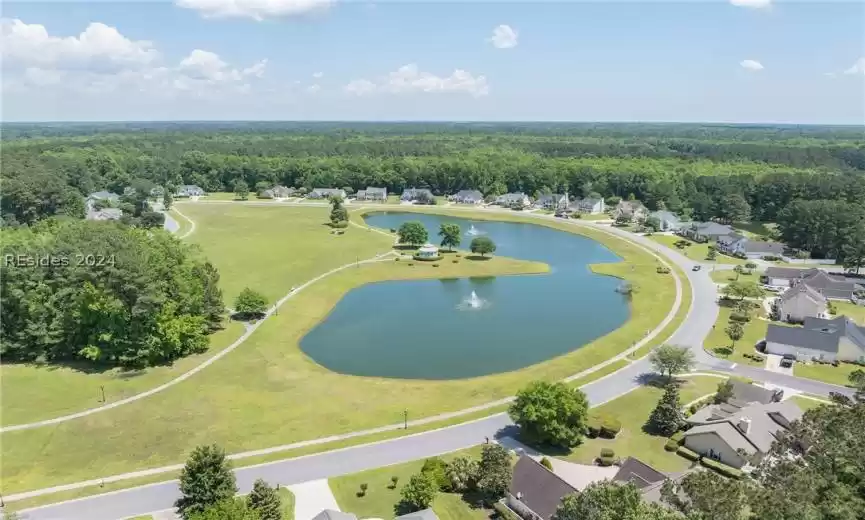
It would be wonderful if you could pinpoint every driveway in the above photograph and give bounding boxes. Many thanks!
[288,480,339,520]
[764,354,794,375]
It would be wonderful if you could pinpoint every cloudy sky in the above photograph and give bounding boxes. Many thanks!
[2,0,863,123]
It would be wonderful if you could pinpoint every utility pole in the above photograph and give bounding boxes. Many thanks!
[404,409,408,429]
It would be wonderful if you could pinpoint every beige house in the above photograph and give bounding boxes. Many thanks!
[683,400,802,469]
[775,283,828,323]
[614,200,648,221]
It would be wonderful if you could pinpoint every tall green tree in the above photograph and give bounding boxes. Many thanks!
[470,236,496,257]
[246,479,282,520]
[233,288,268,320]
[397,221,428,245]
[553,481,680,520]
[648,344,695,379]
[661,471,750,520]
[398,473,437,512]
[445,456,478,493]
[476,443,512,500]
[721,281,764,301]
[175,445,238,520]
[509,380,590,448]
[188,499,260,520]
[438,223,461,251]
[329,196,348,225]
[646,382,684,436]
[724,322,744,347]
[234,179,249,201]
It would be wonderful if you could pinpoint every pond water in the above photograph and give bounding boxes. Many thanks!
[299,213,630,379]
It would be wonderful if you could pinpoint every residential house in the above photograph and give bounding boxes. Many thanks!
[534,193,569,211]
[775,283,828,323]
[614,200,648,222]
[683,400,803,469]
[716,234,786,259]
[356,187,388,201]
[570,197,605,215]
[86,208,123,221]
[688,381,784,426]
[395,509,440,520]
[309,188,347,200]
[451,190,484,204]
[611,457,667,491]
[176,185,205,197]
[86,190,120,209]
[311,511,357,520]
[401,188,434,203]
[761,268,862,300]
[506,455,577,520]
[496,192,531,208]
[679,222,734,242]
[149,186,165,198]
[765,316,865,363]
[648,210,682,232]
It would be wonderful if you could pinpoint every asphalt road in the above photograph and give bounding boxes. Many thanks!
[15,219,854,520]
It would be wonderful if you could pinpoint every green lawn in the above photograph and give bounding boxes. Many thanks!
[330,446,489,520]
[709,267,762,284]
[2,206,680,494]
[793,361,862,387]
[648,235,746,265]
[789,395,830,412]
[703,302,768,367]
[833,301,865,325]
[0,318,246,428]
[554,376,721,472]
[279,488,296,520]
[732,221,778,240]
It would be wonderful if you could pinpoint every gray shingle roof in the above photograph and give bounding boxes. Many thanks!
[311,510,357,520]
[743,240,786,255]
[612,457,667,490]
[509,456,576,520]
[685,401,803,456]
[766,316,865,354]
[650,211,681,224]
[801,271,857,300]
[454,190,483,200]
[89,191,120,201]
[395,509,439,520]
[729,380,781,405]
[779,283,826,304]
[764,267,822,280]
[688,222,734,237]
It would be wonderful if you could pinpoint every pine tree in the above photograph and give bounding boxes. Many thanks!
[647,383,684,436]
[175,444,238,520]
[247,479,282,520]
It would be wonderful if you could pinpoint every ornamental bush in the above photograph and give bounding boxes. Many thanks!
[676,446,700,461]
[600,419,622,439]
[700,458,743,479]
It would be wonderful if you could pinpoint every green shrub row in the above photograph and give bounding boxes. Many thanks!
[493,502,521,520]
[676,446,700,461]
[600,419,622,438]
[700,458,744,479]
[600,448,615,458]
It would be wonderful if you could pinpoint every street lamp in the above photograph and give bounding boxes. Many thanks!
[404,409,408,429]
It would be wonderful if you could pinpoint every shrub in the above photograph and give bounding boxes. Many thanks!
[700,458,743,479]
[332,221,349,229]
[408,263,414,266]
[432,263,439,267]
[394,257,400,261]
[600,448,615,458]
[493,502,521,520]
[600,419,622,439]
[656,266,671,274]
[586,417,602,438]
[452,260,459,264]
[676,446,700,461]
[358,483,368,497]
[598,455,616,467]
[390,476,399,489]
[671,431,685,443]
[762,255,782,262]
[455,254,462,258]
[729,312,751,323]
[665,439,680,452]
[421,457,450,491]
[540,457,553,471]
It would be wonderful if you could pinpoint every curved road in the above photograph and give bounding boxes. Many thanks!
[14,208,854,520]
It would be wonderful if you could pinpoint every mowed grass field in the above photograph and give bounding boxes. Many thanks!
[648,234,746,265]
[1,205,680,494]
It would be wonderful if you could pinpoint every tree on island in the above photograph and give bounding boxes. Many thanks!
[398,221,428,246]
[649,344,695,379]
[247,479,282,520]
[329,195,348,226]
[439,223,461,251]
[175,444,238,520]
[509,380,589,448]
[234,179,249,201]
[646,382,684,436]
[234,288,268,320]
[470,236,496,257]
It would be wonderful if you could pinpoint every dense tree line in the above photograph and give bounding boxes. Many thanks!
[0,220,224,368]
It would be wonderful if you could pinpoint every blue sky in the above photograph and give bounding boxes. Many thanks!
[2,1,863,123]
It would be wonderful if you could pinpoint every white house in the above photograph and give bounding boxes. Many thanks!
[774,284,828,323]
[496,192,530,208]
[86,208,123,221]
[176,185,205,197]
[648,210,682,231]
[679,222,734,242]
[570,197,605,214]
[451,190,484,204]
[308,188,346,200]
[401,188,434,203]
[534,193,569,211]
[356,187,388,201]
[765,316,865,363]
[717,234,786,259]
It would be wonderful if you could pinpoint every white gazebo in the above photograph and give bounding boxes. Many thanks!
[416,243,440,259]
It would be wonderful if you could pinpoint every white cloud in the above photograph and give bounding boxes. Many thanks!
[1,18,158,72]
[843,57,865,75]
[488,24,518,49]
[175,0,332,21]
[729,0,772,9]
[740,59,764,71]
[344,64,489,97]
[312,71,324,78]
[1,19,267,100]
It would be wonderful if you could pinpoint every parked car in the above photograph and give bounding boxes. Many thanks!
[692,265,702,271]
[780,358,793,368]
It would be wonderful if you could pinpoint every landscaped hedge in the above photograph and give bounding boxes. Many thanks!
[600,448,615,458]
[676,446,700,462]
[586,417,603,438]
[664,439,680,452]
[493,502,522,520]
[599,455,616,467]
[600,419,622,439]
[700,458,744,479]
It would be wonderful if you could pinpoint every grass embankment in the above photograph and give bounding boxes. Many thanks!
[703,301,768,367]
[834,301,865,325]
[794,362,862,387]
[2,205,677,495]
[330,446,488,520]
[648,235,745,265]
[789,395,830,412]
[553,376,721,472]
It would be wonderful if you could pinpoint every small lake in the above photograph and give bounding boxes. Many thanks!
[299,213,630,379]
